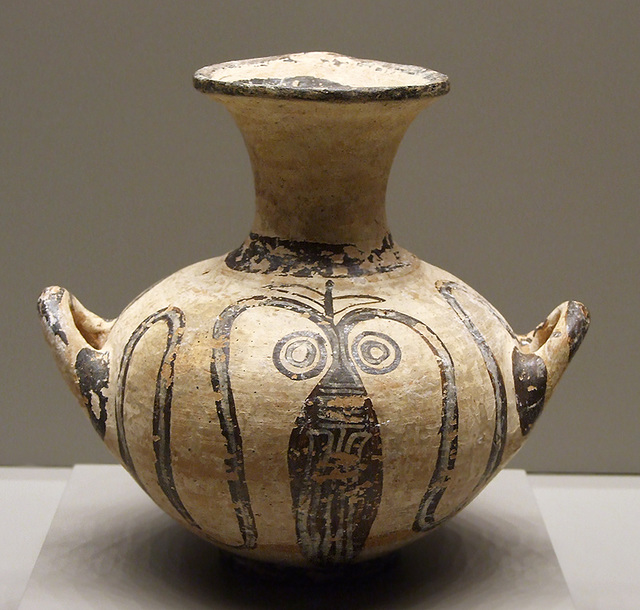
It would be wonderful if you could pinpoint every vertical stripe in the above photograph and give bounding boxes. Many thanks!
[115,307,198,528]
[438,281,507,489]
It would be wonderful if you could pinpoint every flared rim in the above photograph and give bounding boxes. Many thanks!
[193,52,449,102]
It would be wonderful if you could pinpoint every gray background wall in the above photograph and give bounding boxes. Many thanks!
[2,2,638,472]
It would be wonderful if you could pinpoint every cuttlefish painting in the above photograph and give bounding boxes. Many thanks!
[211,280,458,564]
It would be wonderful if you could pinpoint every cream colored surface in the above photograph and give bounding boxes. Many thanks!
[38,53,588,567]
[221,97,431,245]
[195,52,447,89]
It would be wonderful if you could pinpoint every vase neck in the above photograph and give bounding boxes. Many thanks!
[195,52,449,275]
[223,96,432,247]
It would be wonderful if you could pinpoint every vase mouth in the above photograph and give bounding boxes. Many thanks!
[193,51,449,102]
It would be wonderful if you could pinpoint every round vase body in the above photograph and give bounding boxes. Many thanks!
[38,53,589,570]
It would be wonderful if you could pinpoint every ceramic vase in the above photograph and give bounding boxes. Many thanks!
[39,52,589,570]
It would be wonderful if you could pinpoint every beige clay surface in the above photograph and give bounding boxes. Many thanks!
[39,53,589,568]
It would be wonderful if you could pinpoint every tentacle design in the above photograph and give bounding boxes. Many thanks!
[212,296,335,550]
[437,281,508,489]
[114,307,198,529]
[338,308,458,532]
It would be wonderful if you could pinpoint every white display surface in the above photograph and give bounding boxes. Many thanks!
[531,475,640,610]
[0,468,70,610]
[18,466,573,609]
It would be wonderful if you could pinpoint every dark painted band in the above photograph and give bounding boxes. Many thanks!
[225,233,410,277]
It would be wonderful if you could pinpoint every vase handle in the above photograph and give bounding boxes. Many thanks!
[38,286,113,403]
[520,300,590,399]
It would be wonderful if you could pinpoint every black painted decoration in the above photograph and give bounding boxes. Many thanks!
[288,388,382,564]
[115,307,198,529]
[285,283,384,564]
[566,301,590,361]
[438,280,508,489]
[337,306,458,533]
[225,232,409,277]
[512,348,548,436]
[212,290,337,551]
[37,287,69,346]
[75,347,109,439]
[211,281,459,557]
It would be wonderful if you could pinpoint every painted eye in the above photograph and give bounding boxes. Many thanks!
[273,331,328,380]
[351,331,401,375]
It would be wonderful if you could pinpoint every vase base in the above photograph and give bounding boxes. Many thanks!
[220,550,400,583]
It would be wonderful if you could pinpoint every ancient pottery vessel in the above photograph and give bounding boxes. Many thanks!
[39,52,589,570]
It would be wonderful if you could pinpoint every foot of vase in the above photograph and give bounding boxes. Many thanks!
[219,550,400,583]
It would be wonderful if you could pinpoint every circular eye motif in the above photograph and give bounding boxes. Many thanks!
[351,331,401,375]
[273,331,328,380]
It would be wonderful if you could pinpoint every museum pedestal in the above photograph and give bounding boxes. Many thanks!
[18,466,574,609]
